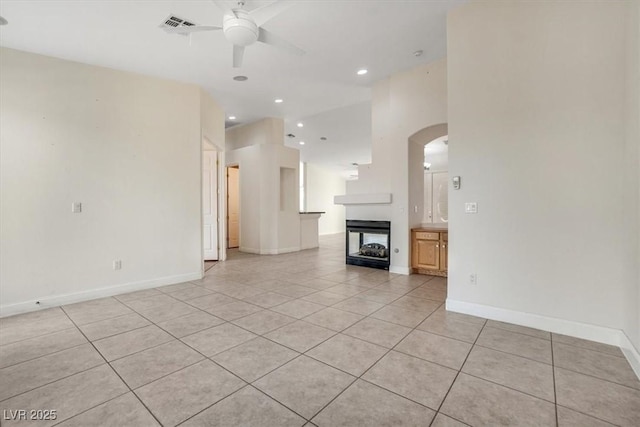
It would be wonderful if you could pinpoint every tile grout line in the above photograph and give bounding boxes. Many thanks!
[0,323,77,347]
[171,274,422,423]
[551,333,559,427]
[0,340,88,371]
[428,314,488,426]
[301,301,448,423]
[56,305,165,427]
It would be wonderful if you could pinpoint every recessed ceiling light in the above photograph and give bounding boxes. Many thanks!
[233,75,248,81]
[320,137,327,141]
[413,50,424,57]
[274,99,284,103]
[228,116,236,120]
[299,141,305,145]
[0,16,8,26]
[297,122,304,128]
[357,69,368,76]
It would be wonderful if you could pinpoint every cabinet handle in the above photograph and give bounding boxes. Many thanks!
[436,244,439,248]
[443,244,446,248]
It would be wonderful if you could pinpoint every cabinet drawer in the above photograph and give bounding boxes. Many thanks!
[415,231,440,241]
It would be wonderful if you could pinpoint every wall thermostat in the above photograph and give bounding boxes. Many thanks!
[453,176,461,190]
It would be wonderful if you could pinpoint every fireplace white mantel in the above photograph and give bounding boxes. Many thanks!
[333,193,392,205]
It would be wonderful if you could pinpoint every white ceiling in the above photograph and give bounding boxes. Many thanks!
[0,0,465,175]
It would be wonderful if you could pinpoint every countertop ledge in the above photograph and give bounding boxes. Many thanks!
[413,224,448,231]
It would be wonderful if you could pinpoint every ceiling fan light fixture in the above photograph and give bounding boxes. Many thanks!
[223,9,259,46]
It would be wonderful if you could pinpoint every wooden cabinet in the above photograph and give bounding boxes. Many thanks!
[412,228,448,277]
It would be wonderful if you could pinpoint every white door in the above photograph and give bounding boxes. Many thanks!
[203,151,218,260]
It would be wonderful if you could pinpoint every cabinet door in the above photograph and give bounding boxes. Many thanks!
[440,241,448,271]
[413,238,440,270]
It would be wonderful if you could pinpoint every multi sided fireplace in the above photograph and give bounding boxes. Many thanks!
[345,220,391,270]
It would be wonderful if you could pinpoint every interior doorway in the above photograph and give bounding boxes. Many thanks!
[423,135,449,225]
[226,166,240,249]
[203,145,219,261]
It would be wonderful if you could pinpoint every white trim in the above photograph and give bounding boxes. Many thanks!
[446,299,640,380]
[390,265,411,275]
[0,272,202,318]
[333,193,392,205]
[240,246,302,255]
[272,246,301,254]
[620,332,640,380]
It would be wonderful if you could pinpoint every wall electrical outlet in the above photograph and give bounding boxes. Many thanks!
[469,273,477,285]
[113,260,122,270]
[71,202,82,213]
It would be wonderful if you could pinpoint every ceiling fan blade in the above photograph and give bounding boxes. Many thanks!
[250,1,293,27]
[163,25,222,34]
[233,45,245,68]
[257,28,305,56]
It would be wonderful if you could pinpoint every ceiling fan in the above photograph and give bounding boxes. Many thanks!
[163,0,305,68]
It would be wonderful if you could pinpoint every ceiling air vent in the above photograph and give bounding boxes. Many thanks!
[160,15,196,35]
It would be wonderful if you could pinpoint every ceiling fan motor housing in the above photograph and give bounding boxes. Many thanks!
[223,9,259,46]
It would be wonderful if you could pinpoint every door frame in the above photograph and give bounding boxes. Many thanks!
[202,149,219,261]
[226,165,240,249]
[201,137,226,275]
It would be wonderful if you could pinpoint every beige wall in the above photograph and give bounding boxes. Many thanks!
[306,163,346,235]
[225,118,301,254]
[447,1,639,353]
[225,118,285,151]
[626,0,640,350]
[201,89,225,150]
[347,60,448,273]
[0,48,224,314]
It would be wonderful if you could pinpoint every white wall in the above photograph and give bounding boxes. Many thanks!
[0,48,224,315]
[447,1,639,353]
[626,0,640,351]
[201,90,227,262]
[226,118,284,150]
[347,61,448,273]
[306,163,346,235]
[225,119,301,254]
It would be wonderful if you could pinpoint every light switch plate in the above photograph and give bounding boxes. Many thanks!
[72,202,82,213]
[465,202,478,214]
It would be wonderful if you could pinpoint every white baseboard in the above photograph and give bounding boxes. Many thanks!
[267,246,301,255]
[0,272,202,318]
[620,332,640,380]
[446,299,640,380]
[239,246,302,255]
[390,265,411,275]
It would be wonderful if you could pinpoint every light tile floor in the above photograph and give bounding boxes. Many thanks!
[1,234,639,426]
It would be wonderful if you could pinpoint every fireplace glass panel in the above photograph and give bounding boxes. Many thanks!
[345,220,391,270]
